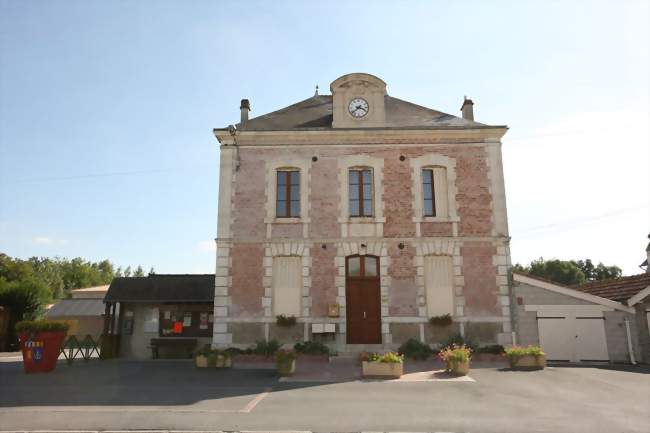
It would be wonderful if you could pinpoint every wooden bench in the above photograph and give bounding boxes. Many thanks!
[150,338,197,359]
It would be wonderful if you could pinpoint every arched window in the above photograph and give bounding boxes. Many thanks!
[422,166,448,217]
[346,255,379,278]
[276,169,300,217]
[348,167,373,217]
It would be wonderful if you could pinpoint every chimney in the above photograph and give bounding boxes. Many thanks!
[240,99,250,126]
[460,96,474,121]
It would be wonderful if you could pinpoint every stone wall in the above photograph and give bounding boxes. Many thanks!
[214,139,512,350]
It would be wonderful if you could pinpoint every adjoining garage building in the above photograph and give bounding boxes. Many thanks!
[513,272,645,363]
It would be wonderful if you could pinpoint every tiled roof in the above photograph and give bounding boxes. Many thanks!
[45,299,105,317]
[224,94,502,132]
[573,273,650,303]
[104,274,215,303]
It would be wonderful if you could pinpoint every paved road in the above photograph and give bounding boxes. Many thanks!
[0,359,648,432]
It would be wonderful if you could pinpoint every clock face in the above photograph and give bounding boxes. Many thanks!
[348,98,369,118]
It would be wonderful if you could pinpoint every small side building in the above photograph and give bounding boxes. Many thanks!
[104,274,215,359]
[513,272,642,364]
[44,285,109,340]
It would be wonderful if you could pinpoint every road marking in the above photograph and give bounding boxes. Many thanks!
[238,387,272,413]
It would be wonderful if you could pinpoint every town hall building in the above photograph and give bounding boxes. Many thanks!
[211,73,514,350]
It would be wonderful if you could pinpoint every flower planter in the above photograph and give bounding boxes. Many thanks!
[508,354,546,370]
[446,359,470,376]
[19,331,66,374]
[195,355,208,368]
[362,361,403,379]
[276,359,296,376]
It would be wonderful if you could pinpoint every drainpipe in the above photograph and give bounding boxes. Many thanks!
[511,331,517,346]
[624,318,637,365]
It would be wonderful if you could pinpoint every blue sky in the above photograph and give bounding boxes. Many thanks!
[1,1,648,275]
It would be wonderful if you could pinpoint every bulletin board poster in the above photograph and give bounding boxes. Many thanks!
[199,312,208,330]
[183,312,192,327]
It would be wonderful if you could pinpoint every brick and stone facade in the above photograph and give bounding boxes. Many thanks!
[211,73,513,350]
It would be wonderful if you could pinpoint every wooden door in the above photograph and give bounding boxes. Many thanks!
[346,255,381,344]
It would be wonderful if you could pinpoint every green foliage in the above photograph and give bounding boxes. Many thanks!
[513,258,585,286]
[252,339,281,356]
[428,314,453,327]
[398,338,432,360]
[275,314,297,327]
[15,320,69,334]
[294,341,330,355]
[440,333,478,352]
[573,259,622,282]
[504,345,545,358]
[514,257,623,286]
[275,349,297,363]
[438,344,472,363]
[476,344,505,354]
[367,351,404,363]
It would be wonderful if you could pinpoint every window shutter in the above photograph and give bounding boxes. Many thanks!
[272,257,302,317]
[424,256,454,317]
[433,167,448,217]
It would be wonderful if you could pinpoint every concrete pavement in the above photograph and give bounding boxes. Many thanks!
[0,358,648,432]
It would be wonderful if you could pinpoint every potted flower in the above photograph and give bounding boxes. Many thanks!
[16,320,69,374]
[504,345,546,370]
[429,314,453,327]
[438,344,472,376]
[362,351,404,378]
[276,314,297,327]
[275,349,297,376]
[194,345,210,368]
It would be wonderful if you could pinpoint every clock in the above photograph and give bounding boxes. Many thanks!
[348,98,369,118]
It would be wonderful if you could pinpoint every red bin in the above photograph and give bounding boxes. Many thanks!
[19,331,66,373]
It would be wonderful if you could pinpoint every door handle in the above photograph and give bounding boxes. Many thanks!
[363,311,366,319]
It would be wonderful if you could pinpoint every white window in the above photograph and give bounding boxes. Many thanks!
[424,255,454,317]
[272,256,302,317]
[422,167,448,218]
[410,154,458,222]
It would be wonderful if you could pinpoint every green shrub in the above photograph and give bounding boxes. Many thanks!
[440,333,478,352]
[476,344,505,354]
[275,349,297,363]
[252,339,280,356]
[294,341,330,355]
[504,345,544,358]
[438,344,472,363]
[367,351,404,363]
[276,314,297,327]
[428,314,453,327]
[15,320,69,334]
[398,338,432,360]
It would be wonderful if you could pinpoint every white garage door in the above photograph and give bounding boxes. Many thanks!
[538,316,609,362]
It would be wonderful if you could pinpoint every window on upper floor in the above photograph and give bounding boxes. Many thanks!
[348,168,373,217]
[422,167,448,217]
[276,169,300,218]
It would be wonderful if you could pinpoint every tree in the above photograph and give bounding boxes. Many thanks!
[0,276,51,350]
[514,257,623,286]
[133,266,145,277]
[573,259,622,281]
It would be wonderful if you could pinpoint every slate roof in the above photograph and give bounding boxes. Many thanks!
[226,95,500,131]
[45,299,105,317]
[573,273,650,303]
[104,274,215,303]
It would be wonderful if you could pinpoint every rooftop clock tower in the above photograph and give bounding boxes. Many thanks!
[331,73,387,128]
